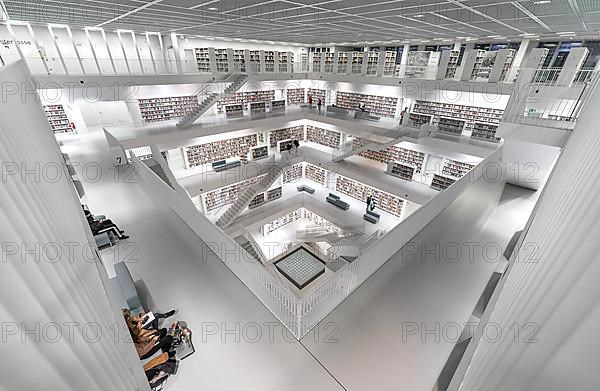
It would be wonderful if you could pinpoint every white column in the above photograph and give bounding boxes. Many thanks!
[459,49,478,81]
[436,50,452,80]
[377,50,385,77]
[556,47,589,86]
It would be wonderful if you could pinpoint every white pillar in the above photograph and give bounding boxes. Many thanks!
[556,47,589,86]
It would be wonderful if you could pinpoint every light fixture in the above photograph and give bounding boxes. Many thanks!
[208,6,218,11]
[413,14,424,18]
[534,0,551,4]
[557,31,575,35]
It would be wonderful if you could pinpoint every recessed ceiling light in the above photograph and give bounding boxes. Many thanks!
[534,0,551,4]
[557,31,575,35]
[208,6,218,11]
[414,14,424,18]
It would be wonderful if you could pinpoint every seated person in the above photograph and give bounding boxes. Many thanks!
[123,309,177,360]
[123,308,176,331]
[83,206,129,240]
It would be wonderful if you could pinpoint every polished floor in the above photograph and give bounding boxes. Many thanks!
[61,124,539,391]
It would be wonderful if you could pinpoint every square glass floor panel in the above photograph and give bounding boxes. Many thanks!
[275,247,326,289]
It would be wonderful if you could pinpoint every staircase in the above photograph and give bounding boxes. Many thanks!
[215,162,285,229]
[234,235,265,264]
[144,159,173,189]
[332,137,405,162]
[176,73,248,128]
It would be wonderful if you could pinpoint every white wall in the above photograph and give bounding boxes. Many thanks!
[502,139,560,190]
[78,101,134,127]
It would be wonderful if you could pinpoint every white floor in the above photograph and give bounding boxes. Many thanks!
[62,123,539,391]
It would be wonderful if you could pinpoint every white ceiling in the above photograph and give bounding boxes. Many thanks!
[2,0,600,44]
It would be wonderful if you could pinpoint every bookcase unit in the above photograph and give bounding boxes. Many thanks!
[412,100,504,133]
[271,100,286,112]
[337,52,349,73]
[250,145,269,160]
[279,52,293,72]
[267,186,282,201]
[438,117,466,135]
[249,50,261,72]
[351,52,364,74]
[397,147,426,173]
[431,174,456,191]
[335,176,404,217]
[387,161,415,181]
[408,112,433,128]
[286,88,305,105]
[301,52,309,72]
[324,52,335,73]
[499,49,516,82]
[306,125,341,149]
[225,104,244,118]
[269,125,305,147]
[442,159,475,178]
[264,208,303,234]
[283,163,304,183]
[249,186,282,210]
[233,49,246,72]
[215,49,229,72]
[185,134,258,167]
[445,50,460,79]
[217,90,275,114]
[383,51,397,76]
[307,88,326,105]
[471,122,501,142]
[312,52,322,72]
[305,163,326,185]
[264,51,275,72]
[471,50,491,80]
[352,138,426,173]
[250,101,266,115]
[44,105,74,134]
[278,139,294,152]
[203,174,266,212]
[366,51,379,75]
[138,96,200,123]
[335,91,398,117]
[194,48,211,73]
[249,193,266,209]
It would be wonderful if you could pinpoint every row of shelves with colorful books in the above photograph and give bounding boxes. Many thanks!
[279,52,294,72]
[335,175,404,217]
[216,90,276,114]
[138,96,199,123]
[283,163,304,183]
[437,117,466,135]
[366,51,379,75]
[386,161,415,181]
[412,100,504,129]
[203,174,266,212]
[286,88,305,105]
[335,91,398,118]
[307,88,326,105]
[305,163,327,185]
[324,52,335,73]
[441,159,476,179]
[383,51,397,76]
[43,105,75,134]
[185,134,258,167]
[430,174,456,191]
[305,125,341,149]
[269,125,305,147]
[194,47,211,73]
[352,137,426,173]
[250,145,269,161]
[263,208,303,235]
[470,122,501,142]
[248,186,283,209]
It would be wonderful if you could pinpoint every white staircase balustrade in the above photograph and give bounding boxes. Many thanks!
[177,70,248,128]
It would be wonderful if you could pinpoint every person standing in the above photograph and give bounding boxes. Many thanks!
[366,194,373,212]
[308,95,313,108]
[317,98,322,114]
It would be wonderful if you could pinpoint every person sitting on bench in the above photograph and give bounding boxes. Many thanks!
[123,309,176,360]
[84,207,129,240]
[123,308,176,331]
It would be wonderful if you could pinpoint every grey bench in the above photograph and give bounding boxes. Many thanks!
[297,185,315,194]
[94,232,113,249]
[212,160,241,172]
[354,111,381,122]
[114,261,145,315]
[326,193,350,210]
[363,209,380,224]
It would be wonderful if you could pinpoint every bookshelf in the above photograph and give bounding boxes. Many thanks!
[279,52,292,72]
[283,163,303,183]
[335,176,404,217]
[203,174,265,212]
[337,52,349,73]
[366,51,379,75]
[233,49,246,72]
[301,52,309,72]
[278,139,294,152]
[408,112,433,128]
[306,125,341,149]
[324,52,335,73]
[312,52,322,72]
[431,174,456,191]
[267,186,282,201]
[352,138,426,173]
[438,117,466,135]
[305,163,326,185]
[225,104,244,118]
[264,208,303,234]
[335,91,398,117]
[217,90,275,114]
[286,88,305,105]
[264,51,275,72]
[412,100,504,133]
[249,50,260,71]
[351,52,364,74]
[215,49,229,72]
[387,161,415,181]
[250,145,269,160]
[445,50,460,79]
[249,193,266,209]
[471,50,492,80]
[471,122,501,142]
[126,146,153,162]
[44,105,74,134]
[194,48,211,73]
[499,49,516,82]
[269,125,305,147]
[271,100,286,113]
[397,147,426,173]
[250,101,266,115]
[307,88,326,105]
[383,51,397,76]
[303,208,341,233]
[138,96,200,123]
[185,134,257,167]
[442,159,475,178]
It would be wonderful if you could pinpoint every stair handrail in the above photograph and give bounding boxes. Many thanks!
[232,224,269,264]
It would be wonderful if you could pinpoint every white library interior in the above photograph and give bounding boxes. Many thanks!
[2,1,600,390]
